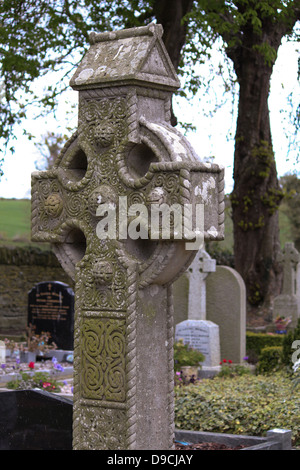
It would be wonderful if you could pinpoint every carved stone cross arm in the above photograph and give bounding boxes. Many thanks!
[31,23,224,450]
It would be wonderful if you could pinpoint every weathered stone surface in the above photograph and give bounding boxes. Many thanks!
[31,24,224,450]
[206,266,246,364]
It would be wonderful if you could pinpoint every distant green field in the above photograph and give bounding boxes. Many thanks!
[0,198,31,244]
[0,197,294,250]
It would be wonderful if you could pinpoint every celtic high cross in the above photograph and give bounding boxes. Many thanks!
[31,24,224,450]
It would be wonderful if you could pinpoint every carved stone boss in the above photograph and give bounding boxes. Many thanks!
[31,24,224,450]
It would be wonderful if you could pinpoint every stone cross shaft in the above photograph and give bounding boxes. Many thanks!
[31,24,224,450]
[278,242,300,296]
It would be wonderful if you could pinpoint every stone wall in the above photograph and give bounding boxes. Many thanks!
[0,246,73,335]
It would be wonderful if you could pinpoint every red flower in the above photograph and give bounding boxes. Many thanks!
[228,360,232,364]
[223,359,227,363]
[28,362,35,369]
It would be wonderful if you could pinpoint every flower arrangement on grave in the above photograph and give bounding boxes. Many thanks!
[20,324,57,354]
[217,358,253,378]
[274,315,291,333]
[3,337,17,353]
[6,370,62,393]
[174,339,205,371]
[6,357,65,392]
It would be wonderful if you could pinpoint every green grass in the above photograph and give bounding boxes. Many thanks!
[0,197,295,250]
[0,198,31,243]
[0,198,50,249]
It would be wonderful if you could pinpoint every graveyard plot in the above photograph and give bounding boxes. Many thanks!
[174,373,300,447]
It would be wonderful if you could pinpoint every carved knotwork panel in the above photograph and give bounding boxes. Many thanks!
[80,316,126,402]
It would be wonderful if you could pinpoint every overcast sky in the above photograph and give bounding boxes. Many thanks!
[0,39,298,200]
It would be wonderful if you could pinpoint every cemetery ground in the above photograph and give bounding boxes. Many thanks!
[0,198,299,449]
[1,333,300,449]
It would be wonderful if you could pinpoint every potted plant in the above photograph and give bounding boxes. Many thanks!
[174,339,205,381]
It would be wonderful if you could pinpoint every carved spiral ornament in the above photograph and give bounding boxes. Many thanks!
[44,193,63,218]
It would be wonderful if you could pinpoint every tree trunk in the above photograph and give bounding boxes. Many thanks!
[154,0,194,70]
[230,42,283,306]
[153,0,195,125]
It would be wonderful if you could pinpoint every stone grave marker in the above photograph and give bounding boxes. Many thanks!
[174,249,221,369]
[31,24,224,450]
[273,242,300,328]
[175,319,220,367]
[186,248,216,321]
[0,340,5,364]
[28,281,74,350]
[173,248,216,322]
[206,266,246,364]
[174,253,246,364]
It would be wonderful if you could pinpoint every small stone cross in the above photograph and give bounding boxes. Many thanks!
[188,249,216,321]
[31,24,224,450]
[278,242,300,296]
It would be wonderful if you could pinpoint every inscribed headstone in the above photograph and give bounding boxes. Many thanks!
[175,319,220,367]
[28,281,74,350]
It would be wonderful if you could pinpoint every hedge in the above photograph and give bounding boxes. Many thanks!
[256,346,283,374]
[246,331,284,360]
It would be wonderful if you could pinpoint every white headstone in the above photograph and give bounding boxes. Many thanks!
[174,249,220,371]
[187,249,216,320]
[0,340,5,364]
[175,319,220,367]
